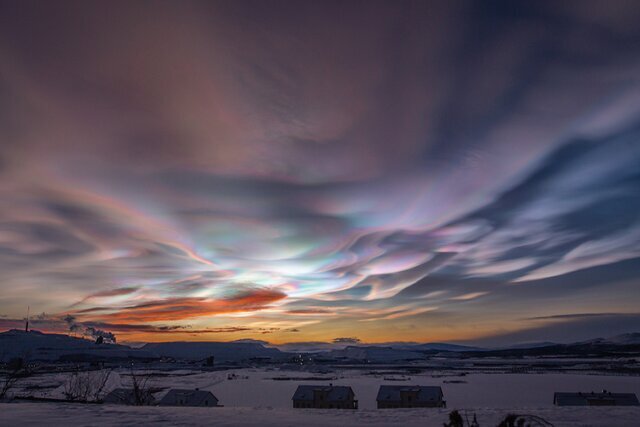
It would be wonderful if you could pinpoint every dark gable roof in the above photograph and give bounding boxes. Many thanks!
[554,392,639,406]
[292,385,354,401]
[376,385,443,402]
[158,389,219,406]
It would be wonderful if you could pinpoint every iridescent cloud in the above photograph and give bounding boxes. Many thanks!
[1,1,640,344]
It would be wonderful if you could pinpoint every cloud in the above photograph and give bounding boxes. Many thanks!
[451,292,489,301]
[359,306,438,321]
[1,1,640,343]
[70,286,140,308]
[440,122,640,284]
[468,313,640,346]
[524,312,629,321]
[286,309,334,316]
[78,288,287,322]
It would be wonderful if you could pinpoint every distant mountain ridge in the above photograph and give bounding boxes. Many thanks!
[273,341,482,353]
[394,342,484,352]
[324,345,425,362]
[3,329,639,363]
[142,341,286,362]
[582,332,640,345]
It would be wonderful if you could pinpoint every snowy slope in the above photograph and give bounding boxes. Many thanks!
[0,330,156,362]
[1,402,639,427]
[602,333,640,345]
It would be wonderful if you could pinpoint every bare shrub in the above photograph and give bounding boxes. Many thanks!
[63,369,113,402]
[0,352,31,400]
[0,370,22,400]
[129,369,154,406]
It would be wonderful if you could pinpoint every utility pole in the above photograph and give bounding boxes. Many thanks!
[25,306,30,332]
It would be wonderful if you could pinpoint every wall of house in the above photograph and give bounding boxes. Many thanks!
[377,400,444,409]
[293,399,357,409]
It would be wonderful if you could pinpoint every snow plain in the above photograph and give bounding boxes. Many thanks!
[141,368,640,409]
[2,402,640,426]
[6,368,640,425]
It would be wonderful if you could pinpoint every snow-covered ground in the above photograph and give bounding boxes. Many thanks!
[2,402,640,426]
[8,368,640,425]
[137,368,640,409]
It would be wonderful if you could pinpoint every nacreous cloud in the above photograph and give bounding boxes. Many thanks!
[1,1,640,343]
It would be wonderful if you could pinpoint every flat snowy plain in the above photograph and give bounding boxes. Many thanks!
[4,368,640,425]
[2,403,640,426]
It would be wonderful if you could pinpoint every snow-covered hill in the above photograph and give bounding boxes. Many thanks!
[602,333,640,345]
[142,341,286,362]
[0,330,156,362]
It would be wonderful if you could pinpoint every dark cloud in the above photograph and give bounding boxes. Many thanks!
[438,122,640,283]
[469,313,640,346]
[0,221,94,260]
[396,275,497,300]
[524,313,627,321]
[42,199,125,239]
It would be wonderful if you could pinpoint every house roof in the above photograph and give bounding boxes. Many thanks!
[158,389,218,406]
[376,385,443,402]
[292,385,354,402]
[554,392,639,406]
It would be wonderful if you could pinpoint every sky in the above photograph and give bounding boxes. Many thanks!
[0,0,639,346]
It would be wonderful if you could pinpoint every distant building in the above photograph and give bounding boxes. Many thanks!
[158,389,220,407]
[102,388,155,405]
[554,391,639,406]
[376,385,445,408]
[292,384,358,409]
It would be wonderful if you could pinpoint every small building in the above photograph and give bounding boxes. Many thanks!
[102,388,155,405]
[158,388,219,407]
[376,385,445,408]
[554,391,639,406]
[292,384,358,409]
